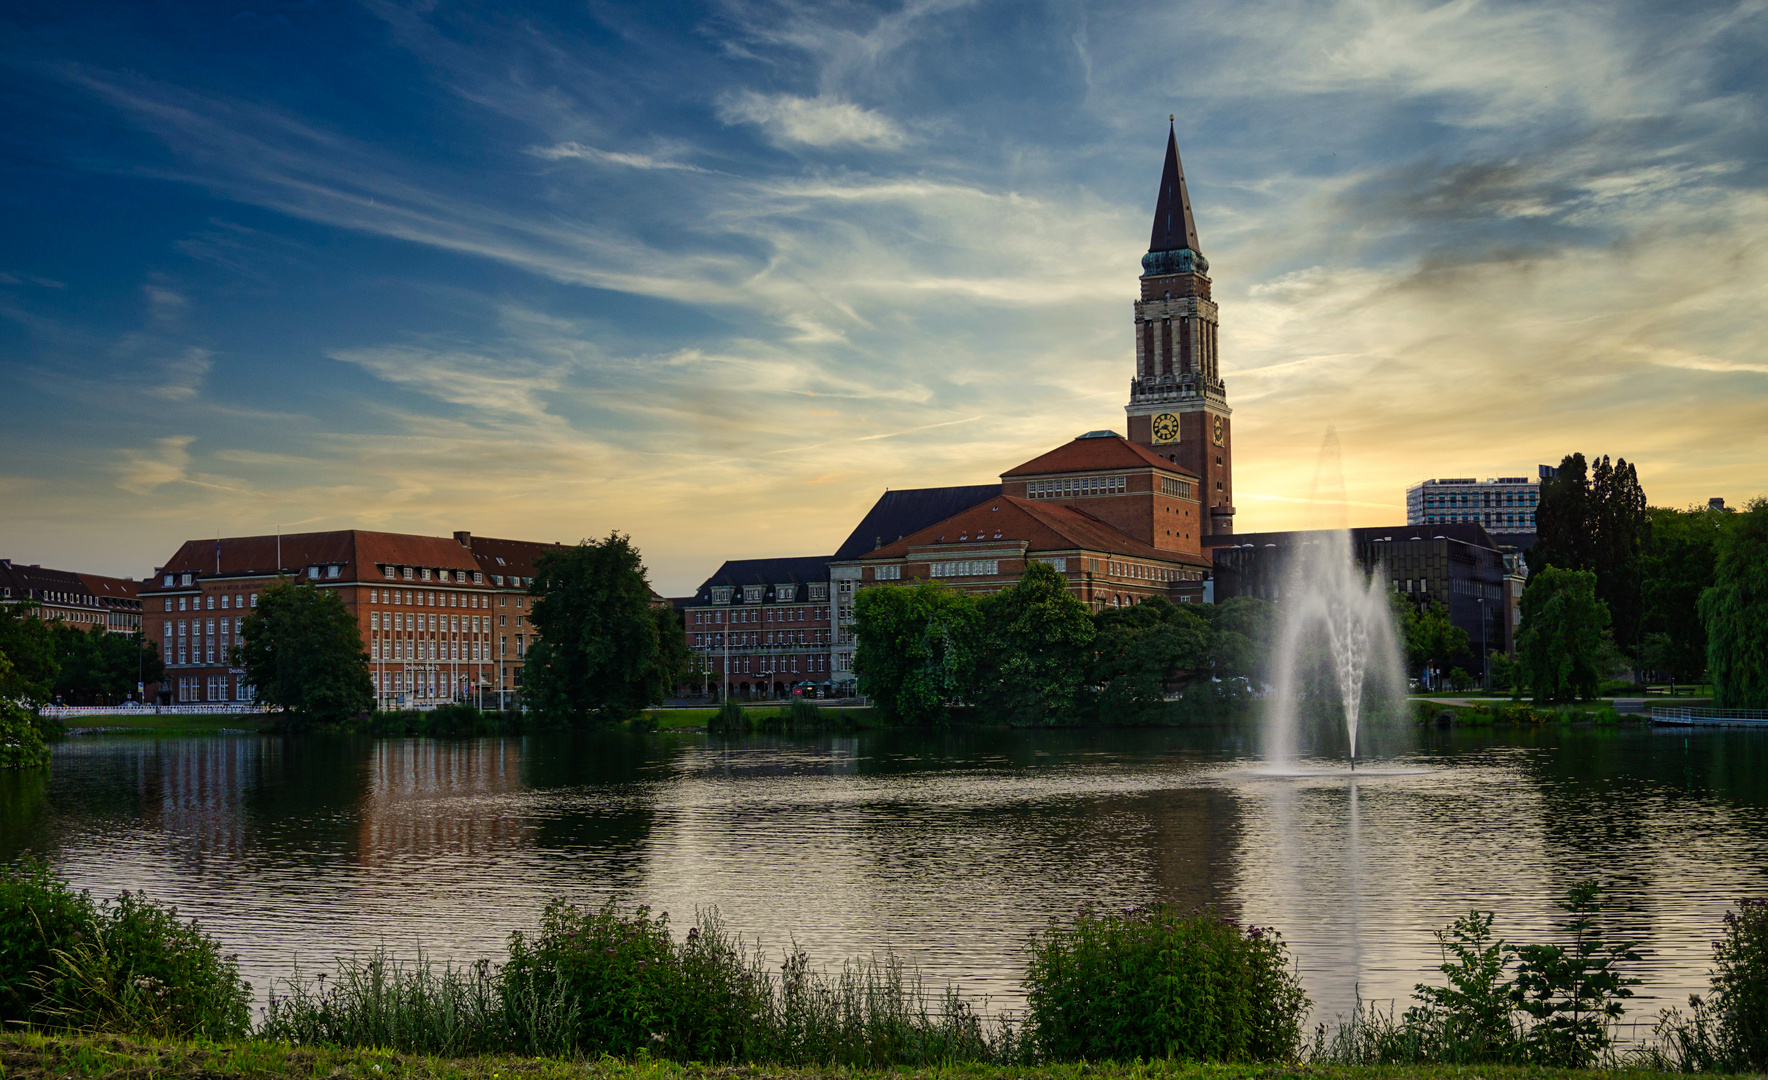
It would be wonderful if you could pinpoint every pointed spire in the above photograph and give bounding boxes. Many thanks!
[1148,120,1201,255]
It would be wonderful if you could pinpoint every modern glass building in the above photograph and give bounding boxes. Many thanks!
[1405,466,1552,547]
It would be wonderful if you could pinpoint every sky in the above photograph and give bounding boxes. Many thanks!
[2,0,1765,595]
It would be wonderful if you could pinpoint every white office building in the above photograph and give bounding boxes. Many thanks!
[1406,468,1550,543]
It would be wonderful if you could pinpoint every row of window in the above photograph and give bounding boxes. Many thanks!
[694,630,830,648]
[708,583,831,605]
[372,634,512,662]
[380,565,508,586]
[165,617,243,637]
[1027,475,1127,499]
[165,592,256,612]
[712,655,830,674]
[371,612,504,633]
[930,559,999,578]
[174,675,251,702]
[370,587,507,609]
[1107,561,1190,583]
[691,606,827,625]
[374,671,459,696]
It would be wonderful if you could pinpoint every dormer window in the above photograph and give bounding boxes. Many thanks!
[307,566,321,579]
[383,566,396,579]
[402,567,414,580]
[775,584,797,603]
[180,573,193,586]
[493,575,504,586]
[163,574,174,587]
[744,585,765,603]
[712,587,732,605]
[809,583,828,602]
[326,565,341,579]
[420,568,432,581]
[473,572,484,584]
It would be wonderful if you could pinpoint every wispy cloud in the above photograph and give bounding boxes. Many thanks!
[116,435,193,494]
[528,142,707,171]
[716,91,908,149]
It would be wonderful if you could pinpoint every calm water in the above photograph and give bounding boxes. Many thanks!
[4,723,1767,1030]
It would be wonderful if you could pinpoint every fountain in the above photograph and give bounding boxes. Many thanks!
[1264,529,1407,770]
[1260,430,1409,772]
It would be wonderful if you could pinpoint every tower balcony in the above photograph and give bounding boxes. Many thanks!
[1128,375,1226,407]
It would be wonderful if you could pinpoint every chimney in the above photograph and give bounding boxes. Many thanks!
[454,531,472,549]
[874,536,882,550]
[1709,497,1727,512]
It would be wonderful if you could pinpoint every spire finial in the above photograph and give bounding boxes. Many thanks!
[1169,114,1174,122]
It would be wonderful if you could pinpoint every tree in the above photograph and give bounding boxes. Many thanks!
[522,533,680,726]
[1201,596,1277,685]
[1088,597,1212,723]
[852,579,981,724]
[1699,498,1768,709]
[1638,505,1726,684]
[0,603,59,706]
[1532,452,1648,660]
[969,562,1096,725]
[236,579,373,726]
[1517,567,1610,704]
[1391,595,1470,680]
[50,625,161,705]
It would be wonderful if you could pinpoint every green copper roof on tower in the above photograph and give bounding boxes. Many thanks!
[1148,120,1202,256]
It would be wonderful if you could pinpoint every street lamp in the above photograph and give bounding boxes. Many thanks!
[1475,595,1488,692]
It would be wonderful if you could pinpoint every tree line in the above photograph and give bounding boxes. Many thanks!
[1515,452,1766,707]
[0,603,165,766]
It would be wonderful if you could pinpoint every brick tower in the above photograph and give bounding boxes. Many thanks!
[1124,122,1234,538]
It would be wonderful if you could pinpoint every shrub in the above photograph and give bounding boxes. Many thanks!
[501,900,769,1061]
[1024,904,1307,1062]
[709,697,749,734]
[0,863,249,1038]
[0,860,91,1024]
[1657,897,1768,1071]
[1,702,50,769]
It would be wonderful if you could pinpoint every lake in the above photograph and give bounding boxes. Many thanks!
[4,721,1765,1033]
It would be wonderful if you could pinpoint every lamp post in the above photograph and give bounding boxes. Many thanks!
[1476,595,1488,691]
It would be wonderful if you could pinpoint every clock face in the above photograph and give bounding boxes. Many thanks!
[1151,413,1180,444]
[1211,414,1225,447]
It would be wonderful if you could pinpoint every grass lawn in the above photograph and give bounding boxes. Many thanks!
[0,1032,1733,1080]
[61,712,272,734]
[639,705,887,730]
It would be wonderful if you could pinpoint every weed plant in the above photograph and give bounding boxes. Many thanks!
[1312,881,1637,1069]
[1649,898,1768,1071]
[0,860,249,1039]
[1023,904,1308,1062]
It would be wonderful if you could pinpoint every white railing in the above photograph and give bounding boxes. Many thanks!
[1650,707,1768,726]
[39,704,276,718]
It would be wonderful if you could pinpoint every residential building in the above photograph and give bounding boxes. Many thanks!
[1406,467,1550,548]
[0,559,141,634]
[140,530,565,707]
[681,556,834,700]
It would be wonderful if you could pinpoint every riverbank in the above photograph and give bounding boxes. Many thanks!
[0,1033,1734,1080]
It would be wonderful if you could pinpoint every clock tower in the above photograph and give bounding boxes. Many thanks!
[1125,122,1234,538]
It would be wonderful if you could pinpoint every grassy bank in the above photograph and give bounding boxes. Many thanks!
[62,713,272,733]
[638,706,886,732]
[0,1033,1736,1080]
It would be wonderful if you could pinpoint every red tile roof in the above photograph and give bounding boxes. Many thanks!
[1002,434,1198,479]
[863,496,1208,566]
[77,573,139,601]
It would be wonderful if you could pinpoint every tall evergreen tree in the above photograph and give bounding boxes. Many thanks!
[1531,452,1648,667]
[522,532,681,726]
[1698,498,1768,709]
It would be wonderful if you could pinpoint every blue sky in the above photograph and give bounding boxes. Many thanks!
[3,0,1765,594]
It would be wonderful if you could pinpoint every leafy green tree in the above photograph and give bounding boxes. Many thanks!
[1517,567,1610,703]
[852,579,980,725]
[1699,498,1768,708]
[970,562,1096,725]
[1089,596,1212,723]
[522,533,680,726]
[1391,595,1470,679]
[1639,506,1727,683]
[1201,595,1277,684]
[0,603,58,705]
[236,579,373,727]
[51,624,161,705]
